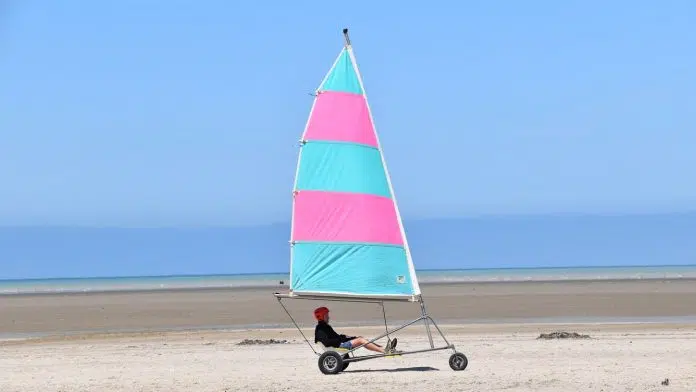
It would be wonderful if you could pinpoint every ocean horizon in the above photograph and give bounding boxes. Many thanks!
[2,264,696,296]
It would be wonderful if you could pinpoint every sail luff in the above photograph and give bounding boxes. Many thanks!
[289,48,347,291]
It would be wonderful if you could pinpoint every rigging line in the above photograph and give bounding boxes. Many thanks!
[380,301,391,342]
[276,297,318,355]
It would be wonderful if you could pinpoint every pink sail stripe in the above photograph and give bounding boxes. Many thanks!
[292,190,403,245]
[304,91,378,147]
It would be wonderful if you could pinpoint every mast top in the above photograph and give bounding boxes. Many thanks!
[343,28,351,47]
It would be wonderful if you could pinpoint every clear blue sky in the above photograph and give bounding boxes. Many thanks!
[2,1,695,228]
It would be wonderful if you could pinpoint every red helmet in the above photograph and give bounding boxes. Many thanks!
[314,306,329,321]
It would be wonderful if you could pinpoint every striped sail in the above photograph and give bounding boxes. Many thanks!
[289,35,420,299]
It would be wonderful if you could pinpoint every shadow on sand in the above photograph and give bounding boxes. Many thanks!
[344,366,439,373]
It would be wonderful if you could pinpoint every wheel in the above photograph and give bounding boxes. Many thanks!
[342,353,350,371]
[318,351,344,375]
[449,352,468,371]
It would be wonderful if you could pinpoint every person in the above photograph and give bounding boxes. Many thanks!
[313,306,398,354]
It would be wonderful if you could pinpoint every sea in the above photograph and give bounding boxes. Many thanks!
[2,265,696,296]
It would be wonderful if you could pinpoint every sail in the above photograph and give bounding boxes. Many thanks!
[289,30,420,300]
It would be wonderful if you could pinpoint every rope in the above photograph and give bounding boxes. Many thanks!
[380,301,391,343]
[276,297,318,355]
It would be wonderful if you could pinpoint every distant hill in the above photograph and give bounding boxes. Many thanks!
[1,212,695,279]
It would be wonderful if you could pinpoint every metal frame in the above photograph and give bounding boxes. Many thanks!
[273,291,457,364]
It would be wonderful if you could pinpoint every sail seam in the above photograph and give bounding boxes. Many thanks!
[301,139,379,151]
[292,241,405,248]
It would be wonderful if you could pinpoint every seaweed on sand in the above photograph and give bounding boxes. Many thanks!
[537,331,591,340]
[237,338,289,345]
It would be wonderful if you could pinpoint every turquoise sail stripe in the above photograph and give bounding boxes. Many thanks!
[319,49,363,95]
[296,140,391,198]
[291,242,415,296]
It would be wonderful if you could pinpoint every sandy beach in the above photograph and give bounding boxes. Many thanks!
[2,324,695,391]
[2,279,696,391]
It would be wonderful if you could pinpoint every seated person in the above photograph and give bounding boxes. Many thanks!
[313,306,398,354]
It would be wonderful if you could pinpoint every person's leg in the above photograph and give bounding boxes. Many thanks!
[349,337,385,353]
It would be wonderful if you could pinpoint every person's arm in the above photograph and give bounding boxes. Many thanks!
[338,333,355,342]
[326,324,355,342]
[328,327,352,343]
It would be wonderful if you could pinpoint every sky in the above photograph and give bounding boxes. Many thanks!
[2,0,695,228]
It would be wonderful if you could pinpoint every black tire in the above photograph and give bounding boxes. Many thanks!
[449,352,468,371]
[318,351,344,375]
[342,353,350,371]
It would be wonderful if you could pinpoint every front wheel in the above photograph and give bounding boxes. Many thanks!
[318,351,344,375]
[449,352,468,371]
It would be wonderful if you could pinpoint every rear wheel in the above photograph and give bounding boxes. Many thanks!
[342,353,350,370]
[318,351,344,375]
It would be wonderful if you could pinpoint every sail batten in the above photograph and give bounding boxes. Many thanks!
[289,30,420,299]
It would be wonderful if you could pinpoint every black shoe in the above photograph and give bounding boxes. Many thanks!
[389,338,398,351]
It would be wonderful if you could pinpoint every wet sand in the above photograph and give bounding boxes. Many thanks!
[2,279,695,336]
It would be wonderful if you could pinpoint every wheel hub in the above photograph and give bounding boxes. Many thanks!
[323,356,337,370]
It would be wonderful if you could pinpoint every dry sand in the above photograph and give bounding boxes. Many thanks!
[2,280,696,391]
[2,324,696,391]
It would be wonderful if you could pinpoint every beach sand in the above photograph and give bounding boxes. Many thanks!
[2,280,696,391]
[2,325,695,391]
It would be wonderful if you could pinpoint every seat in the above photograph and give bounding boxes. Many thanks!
[316,342,350,354]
